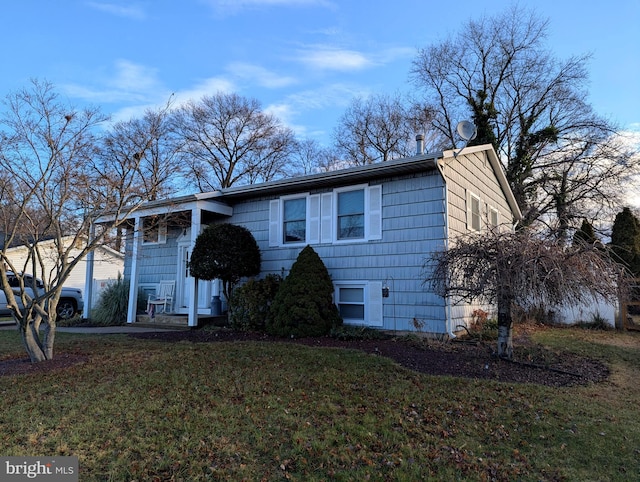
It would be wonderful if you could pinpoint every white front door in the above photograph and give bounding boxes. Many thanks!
[177,231,211,314]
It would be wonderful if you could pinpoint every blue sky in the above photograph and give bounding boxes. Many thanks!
[1,0,639,148]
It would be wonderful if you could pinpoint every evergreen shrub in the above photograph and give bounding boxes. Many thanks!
[267,245,342,337]
[229,274,282,331]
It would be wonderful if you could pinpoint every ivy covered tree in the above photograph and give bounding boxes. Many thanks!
[411,6,636,237]
[610,207,640,277]
[267,245,342,337]
[572,219,597,247]
[189,223,261,303]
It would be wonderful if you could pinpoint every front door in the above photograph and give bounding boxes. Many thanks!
[177,232,210,314]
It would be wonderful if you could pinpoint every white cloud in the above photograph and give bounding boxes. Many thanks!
[61,60,163,104]
[295,45,372,71]
[109,60,161,93]
[85,2,146,19]
[171,77,236,105]
[226,62,297,88]
[286,83,368,110]
[374,46,416,64]
[263,83,369,139]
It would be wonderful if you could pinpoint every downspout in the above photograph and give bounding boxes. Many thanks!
[434,157,456,339]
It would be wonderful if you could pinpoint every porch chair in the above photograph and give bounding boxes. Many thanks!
[146,280,175,317]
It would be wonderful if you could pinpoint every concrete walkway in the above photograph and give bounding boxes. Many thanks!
[0,321,181,334]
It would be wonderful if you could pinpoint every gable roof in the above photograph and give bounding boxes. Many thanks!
[95,144,522,222]
[219,152,439,201]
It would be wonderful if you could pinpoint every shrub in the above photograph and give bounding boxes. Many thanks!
[91,276,144,326]
[229,274,282,331]
[464,309,498,340]
[577,312,614,330]
[189,223,261,302]
[267,245,342,337]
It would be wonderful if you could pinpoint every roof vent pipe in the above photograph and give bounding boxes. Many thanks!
[416,134,424,155]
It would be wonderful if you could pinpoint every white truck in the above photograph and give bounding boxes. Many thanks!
[0,272,84,320]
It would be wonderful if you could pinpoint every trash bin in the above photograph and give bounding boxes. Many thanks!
[211,295,222,316]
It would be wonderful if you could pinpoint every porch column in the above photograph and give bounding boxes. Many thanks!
[127,216,142,324]
[187,207,201,327]
[83,222,96,320]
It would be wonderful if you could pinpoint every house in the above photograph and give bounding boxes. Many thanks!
[5,236,125,307]
[93,143,522,334]
[5,236,125,306]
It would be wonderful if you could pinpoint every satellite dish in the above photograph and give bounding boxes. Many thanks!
[456,120,477,141]
[453,121,477,158]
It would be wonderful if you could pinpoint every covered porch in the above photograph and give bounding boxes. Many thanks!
[135,312,228,329]
[85,193,233,328]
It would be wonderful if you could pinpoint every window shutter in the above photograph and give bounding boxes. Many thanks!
[368,281,383,327]
[368,185,382,240]
[308,194,320,244]
[158,221,167,244]
[320,192,333,243]
[269,200,280,247]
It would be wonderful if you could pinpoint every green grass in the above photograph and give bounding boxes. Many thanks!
[0,328,638,481]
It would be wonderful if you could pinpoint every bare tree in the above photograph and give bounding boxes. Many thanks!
[333,93,437,166]
[101,101,183,203]
[172,92,296,191]
[426,229,626,359]
[411,6,637,235]
[0,80,170,362]
[289,138,342,175]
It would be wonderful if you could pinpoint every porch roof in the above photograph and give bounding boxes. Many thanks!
[94,195,231,224]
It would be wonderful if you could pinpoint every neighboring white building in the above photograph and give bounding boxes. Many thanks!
[4,236,124,307]
[557,301,618,327]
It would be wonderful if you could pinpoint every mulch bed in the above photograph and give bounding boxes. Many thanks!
[126,327,609,387]
[0,326,609,387]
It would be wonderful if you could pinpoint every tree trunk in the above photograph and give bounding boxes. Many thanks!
[496,297,514,360]
[41,320,56,360]
[20,322,47,363]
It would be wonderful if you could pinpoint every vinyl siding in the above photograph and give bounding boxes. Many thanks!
[124,226,181,284]
[226,170,449,333]
[119,146,518,335]
[443,149,514,328]
[445,150,513,238]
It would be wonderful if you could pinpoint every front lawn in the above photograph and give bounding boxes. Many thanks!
[0,327,638,480]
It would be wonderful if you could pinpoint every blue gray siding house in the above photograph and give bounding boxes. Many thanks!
[97,144,521,334]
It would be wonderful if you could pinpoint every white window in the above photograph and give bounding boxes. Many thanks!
[337,189,365,239]
[337,286,365,321]
[142,216,167,245]
[468,192,481,231]
[269,185,382,247]
[334,184,382,243]
[283,197,306,243]
[489,207,499,228]
[335,281,383,327]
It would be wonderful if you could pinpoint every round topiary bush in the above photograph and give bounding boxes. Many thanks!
[189,223,261,302]
[267,245,342,337]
